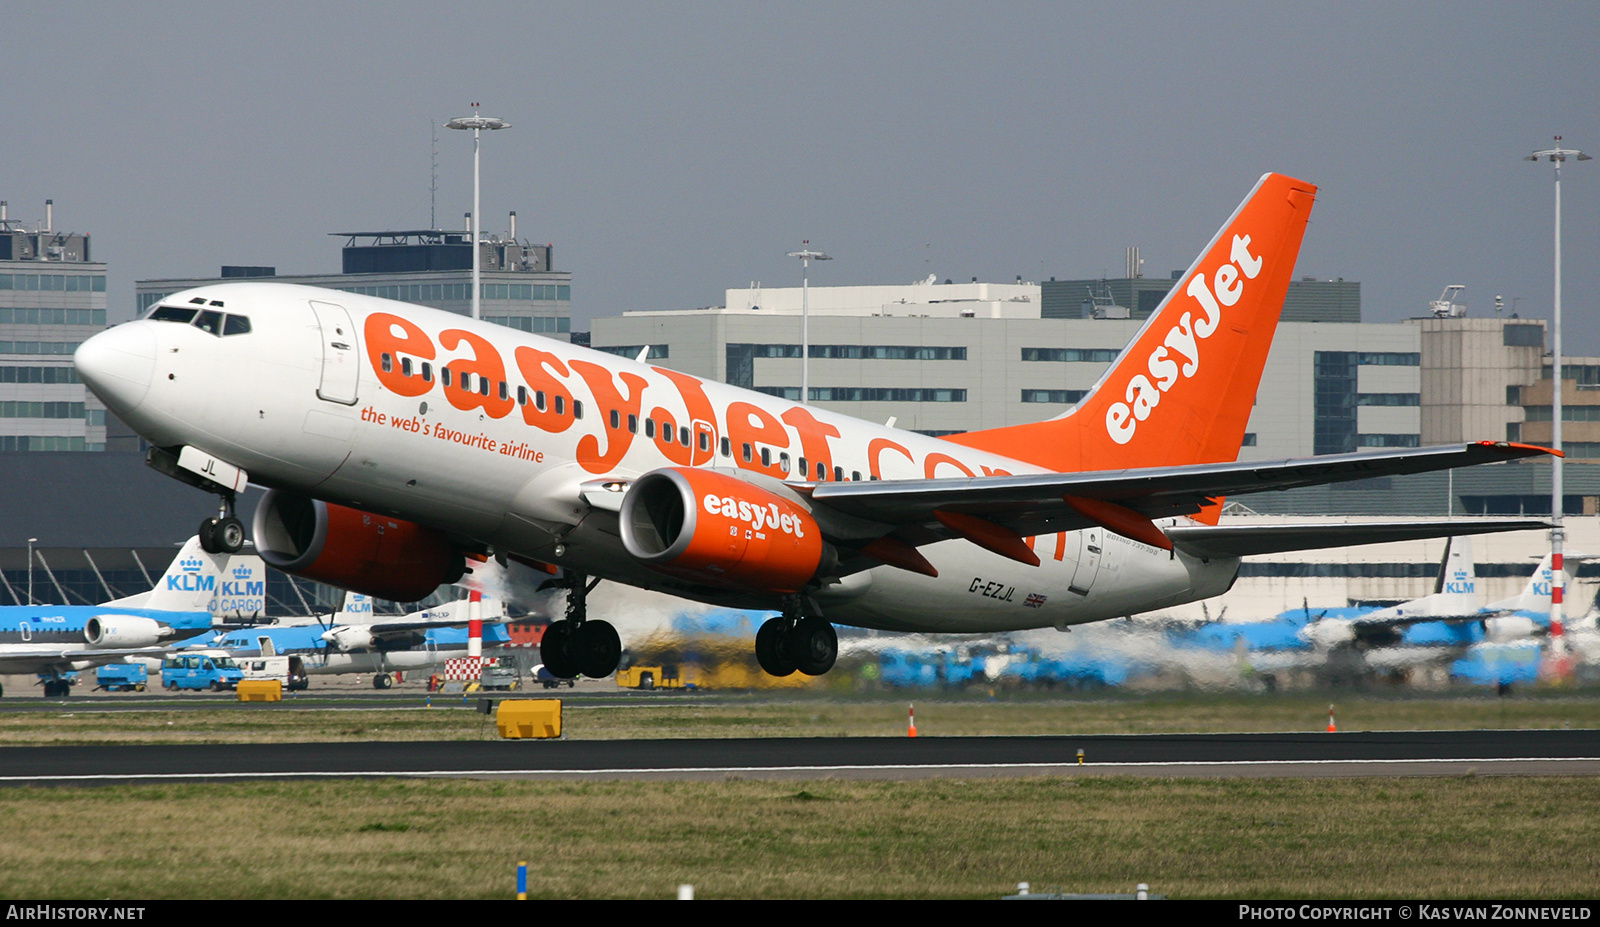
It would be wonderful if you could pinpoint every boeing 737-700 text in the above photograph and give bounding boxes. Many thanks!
[73,173,1553,679]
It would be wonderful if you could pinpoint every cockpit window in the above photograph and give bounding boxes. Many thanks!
[148,305,199,323]
[223,315,252,336]
[195,310,223,335]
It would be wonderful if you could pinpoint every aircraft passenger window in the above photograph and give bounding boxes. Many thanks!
[480,378,491,397]
[779,452,790,474]
[194,310,223,335]
[441,367,452,387]
[760,447,770,467]
[533,390,544,411]
[627,414,637,434]
[644,419,655,439]
[741,442,752,462]
[816,462,825,480]
[497,381,507,401]
[571,399,581,418]
[148,305,198,323]
[223,315,252,336]
[851,471,861,481]
[381,353,393,373]
[402,357,414,377]
[422,362,433,382]
[720,437,730,457]
[698,431,709,452]
[609,409,620,429]
[834,466,844,482]
[799,457,808,477]
[516,386,527,406]
[680,426,690,446]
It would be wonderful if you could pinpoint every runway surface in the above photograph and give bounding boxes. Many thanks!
[3,730,1598,785]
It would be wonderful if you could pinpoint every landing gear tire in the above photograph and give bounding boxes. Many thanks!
[755,618,796,677]
[571,620,621,679]
[789,617,838,677]
[214,517,245,553]
[198,517,222,553]
[539,620,580,681]
[373,673,393,690]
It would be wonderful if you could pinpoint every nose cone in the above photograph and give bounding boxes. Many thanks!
[75,323,156,416]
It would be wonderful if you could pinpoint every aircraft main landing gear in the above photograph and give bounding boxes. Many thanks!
[755,597,837,677]
[539,572,621,680]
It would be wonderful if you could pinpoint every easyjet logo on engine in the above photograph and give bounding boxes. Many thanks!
[1105,234,1263,445]
[702,492,807,538]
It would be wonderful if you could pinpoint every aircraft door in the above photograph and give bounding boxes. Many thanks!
[1069,528,1103,596]
[309,300,361,405]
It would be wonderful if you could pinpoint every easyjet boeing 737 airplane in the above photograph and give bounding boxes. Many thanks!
[74,173,1552,680]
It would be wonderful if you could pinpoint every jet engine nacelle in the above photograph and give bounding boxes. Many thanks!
[253,490,466,603]
[85,615,166,648]
[619,467,828,594]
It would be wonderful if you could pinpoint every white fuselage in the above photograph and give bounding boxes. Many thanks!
[77,283,1239,633]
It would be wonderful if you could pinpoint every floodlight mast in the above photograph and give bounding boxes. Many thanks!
[1525,137,1591,645]
[786,243,832,405]
[445,104,511,321]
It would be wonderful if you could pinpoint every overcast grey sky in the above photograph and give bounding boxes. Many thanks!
[6,2,1598,348]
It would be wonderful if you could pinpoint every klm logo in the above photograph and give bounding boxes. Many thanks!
[220,580,265,597]
[1443,571,1474,595]
[167,574,216,592]
[179,556,204,573]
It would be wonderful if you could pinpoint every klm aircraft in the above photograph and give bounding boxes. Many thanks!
[194,593,512,688]
[0,536,258,697]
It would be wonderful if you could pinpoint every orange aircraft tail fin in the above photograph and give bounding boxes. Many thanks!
[943,172,1317,521]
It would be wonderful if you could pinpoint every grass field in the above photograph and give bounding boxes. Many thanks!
[2,690,1598,745]
[2,691,1598,899]
[0,776,1597,899]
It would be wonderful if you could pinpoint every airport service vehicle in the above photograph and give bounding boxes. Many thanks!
[0,535,250,698]
[75,173,1555,683]
[234,655,310,691]
[160,653,244,691]
[533,664,577,689]
[94,663,147,692]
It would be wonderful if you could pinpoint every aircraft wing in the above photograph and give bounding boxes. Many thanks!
[806,442,1555,548]
[1162,523,1549,560]
[364,619,494,635]
[0,647,170,675]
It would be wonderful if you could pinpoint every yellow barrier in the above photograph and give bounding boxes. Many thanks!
[495,699,562,739]
[236,680,282,702]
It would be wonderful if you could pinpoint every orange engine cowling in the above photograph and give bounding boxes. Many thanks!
[252,490,465,603]
[619,468,826,593]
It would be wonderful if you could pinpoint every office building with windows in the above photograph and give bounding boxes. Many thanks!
[0,201,109,451]
[137,214,571,340]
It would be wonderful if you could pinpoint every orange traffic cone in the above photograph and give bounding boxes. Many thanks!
[907,704,918,738]
[1326,703,1337,733]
